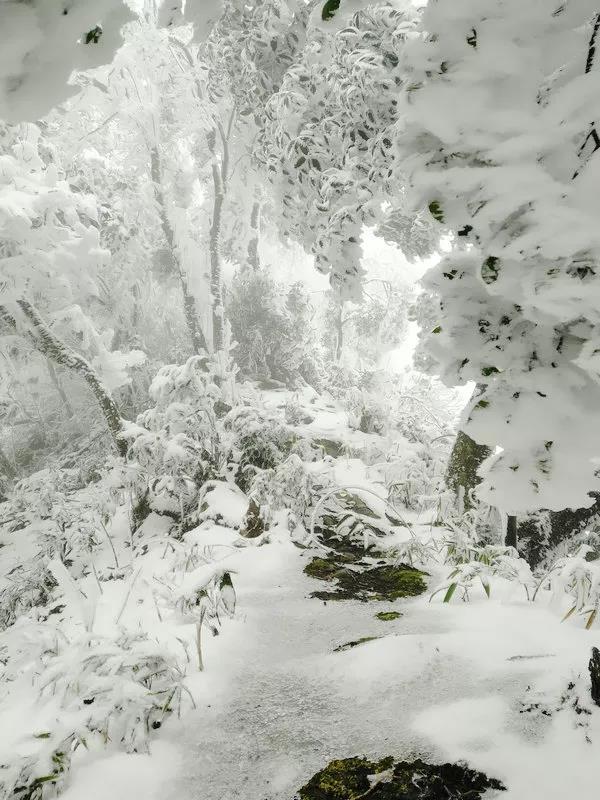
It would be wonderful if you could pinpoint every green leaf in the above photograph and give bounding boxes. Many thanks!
[443,583,458,603]
[481,577,491,598]
[481,366,500,377]
[85,25,103,44]
[561,605,577,623]
[481,256,500,284]
[432,326,442,334]
[586,608,597,629]
[322,0,341,21]
[428,200,444,223]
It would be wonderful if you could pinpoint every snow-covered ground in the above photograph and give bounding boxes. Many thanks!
[55,522,600,800]
[2,385,599,800]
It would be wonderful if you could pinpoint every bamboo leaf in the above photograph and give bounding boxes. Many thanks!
[443,583,458,603]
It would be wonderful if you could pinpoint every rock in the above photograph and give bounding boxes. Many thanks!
[240,498,265,538]
[297,756,505,800]
[312,438,345,458]
[304,554,427,602]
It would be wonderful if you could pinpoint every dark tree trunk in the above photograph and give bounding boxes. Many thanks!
[517,497,600,568]
[505,514,518,550]
[590,647,600,707]
[2,301,127,458]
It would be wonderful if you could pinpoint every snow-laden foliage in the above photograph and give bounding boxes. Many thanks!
[401,1,600,512]
[256,2,429,299]
[536,544,600,629]
[123,351,237,525]
[0,0,133,122]
[227,269,323,386]
[0,0,221,123]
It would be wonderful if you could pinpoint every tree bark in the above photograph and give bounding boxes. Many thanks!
[0,444,16,482]
[207,115,234,355]
[335,300,344,362]
[2,301,127,457]
[590,647,600,707]
[446,429,491,512]
[46,359,74,418]
[150,147,208,355]
[247,200,261,271]
[505,514,518,550]
[209,158,225,353]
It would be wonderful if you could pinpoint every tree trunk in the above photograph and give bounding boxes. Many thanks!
[150,147,208,355]
[590,647,600,707]
[0,444,16,482]
[209,159,225,353]
[3,301,127,457]
[247,200,261,271]
[335,301,344,362]
[46,359,74,418]
[505,514,518,550]
[446,429,491,512]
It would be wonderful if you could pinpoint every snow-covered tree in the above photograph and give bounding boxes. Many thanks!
[256,2,437,299]
[0,0,222,123]
[400,1,600,513]
[0,122,144,456]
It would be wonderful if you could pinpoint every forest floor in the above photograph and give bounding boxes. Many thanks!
[62,518,600,798]
[3,387,600,800]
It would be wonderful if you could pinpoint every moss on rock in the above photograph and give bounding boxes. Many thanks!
[304,556,346,581]
[375,611,403,621]
[297,756,505,800]
[309,562,427,603]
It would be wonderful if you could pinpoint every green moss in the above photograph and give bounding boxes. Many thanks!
[299,756,394,800]
[446,429,491,512]
[298,757,505,800]
[375,611,402,621]
[304,556,345,581]
[333,636,380,652]
[311,563,428,603]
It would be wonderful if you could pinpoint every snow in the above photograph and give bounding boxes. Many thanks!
[60,743,181,800]
[30,523,589,800]
[4,2,600,797]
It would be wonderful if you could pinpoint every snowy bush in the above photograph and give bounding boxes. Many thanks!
[225,404,299,495]
[535,545,600,629]
[431,533,535,604]
[124,354,237,526]
[0,514,238,799]
[248,454,326,533]
[227,270,323,387]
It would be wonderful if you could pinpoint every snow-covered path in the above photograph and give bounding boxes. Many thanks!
[152,535,600,800]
